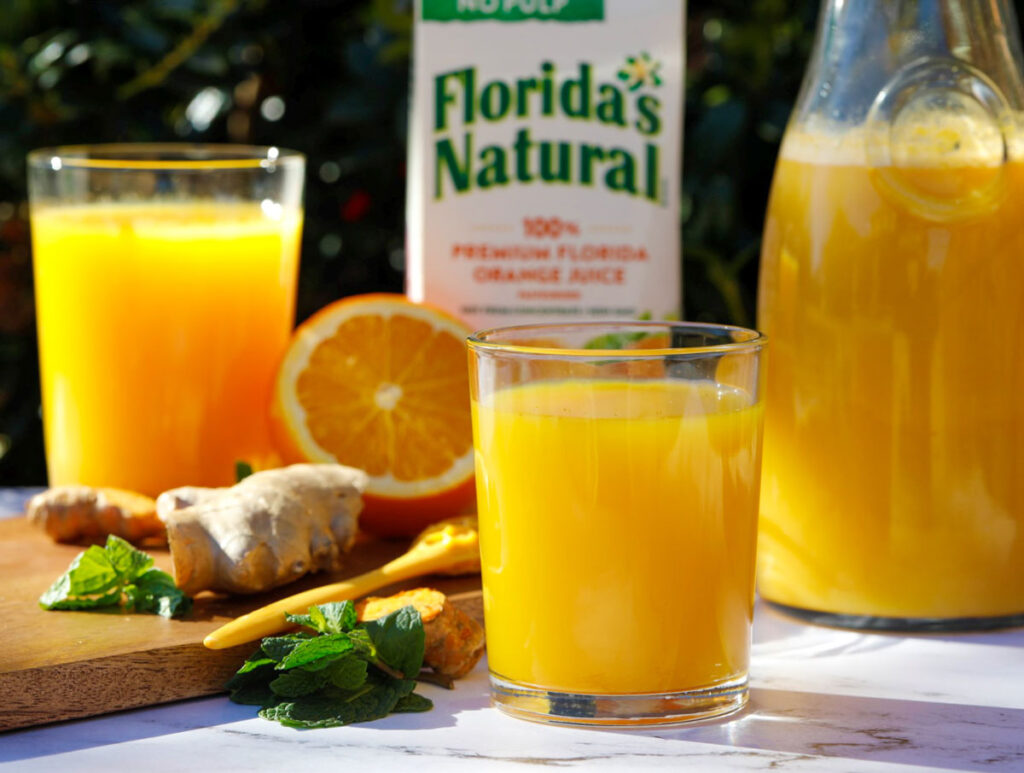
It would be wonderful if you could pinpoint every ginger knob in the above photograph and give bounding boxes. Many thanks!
[27,486,166,546]
[157,463,368,595]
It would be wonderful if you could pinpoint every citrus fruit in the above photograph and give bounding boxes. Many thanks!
[270,293,476,537]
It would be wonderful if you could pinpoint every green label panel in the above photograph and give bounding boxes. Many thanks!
[422,0,604,22]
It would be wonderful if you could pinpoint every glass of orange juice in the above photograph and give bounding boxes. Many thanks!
[27,145,304,496]
[468,322,765,726]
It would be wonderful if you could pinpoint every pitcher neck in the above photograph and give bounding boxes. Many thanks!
[793,0,1024,125]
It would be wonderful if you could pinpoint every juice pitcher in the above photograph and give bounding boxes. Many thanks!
[757,0,1024,629]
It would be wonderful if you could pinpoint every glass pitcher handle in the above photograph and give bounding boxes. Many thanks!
[865,56,1013,220]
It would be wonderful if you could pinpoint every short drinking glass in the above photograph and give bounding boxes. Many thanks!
[468,322,765,726]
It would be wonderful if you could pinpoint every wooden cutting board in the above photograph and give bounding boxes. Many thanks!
[0,516,482,732]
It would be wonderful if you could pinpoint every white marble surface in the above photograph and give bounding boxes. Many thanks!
[2,491,1023,771]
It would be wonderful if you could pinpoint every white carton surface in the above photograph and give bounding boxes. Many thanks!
[407,0,684,330]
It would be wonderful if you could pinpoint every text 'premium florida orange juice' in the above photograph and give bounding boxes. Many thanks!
[472,378,762,699]
[32,202,301,496]
[758,126,1024,622]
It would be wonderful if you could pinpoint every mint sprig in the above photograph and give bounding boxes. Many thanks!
[227,600,433,728]
[39,534,192,618]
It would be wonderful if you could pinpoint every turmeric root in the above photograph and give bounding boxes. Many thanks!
[356,587,485,678]
[26,486,166,546]
[157,464,367,596]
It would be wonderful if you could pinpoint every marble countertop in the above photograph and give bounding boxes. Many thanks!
[1,488,1022,772]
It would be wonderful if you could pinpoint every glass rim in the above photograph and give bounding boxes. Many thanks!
[26,143,304,171]
[467,321,766,358]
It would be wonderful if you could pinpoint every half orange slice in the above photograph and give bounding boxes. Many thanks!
[270,293,475,536]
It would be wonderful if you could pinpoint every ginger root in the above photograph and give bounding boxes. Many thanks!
[27,486,166,546]
[157,464,367,596]
[357,587,485,678]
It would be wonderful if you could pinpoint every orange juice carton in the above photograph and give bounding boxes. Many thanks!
[406,0,685,330]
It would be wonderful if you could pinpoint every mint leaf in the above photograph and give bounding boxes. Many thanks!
[235,460,254,482]
[260,634,312,662]
[285,611,317,631]
[226,661,276,692]
[284,612,315,630]
[346,627,375,653]
[277,633,354,671]
[63,545,120,595]
[39,538,191,618]
[236,649,275,675]
[269,669,328,698]
[259,674,417,729]
[259,695,348,729]
[306,605,329,633]
[126,569,192,618]
[41,584,122,610]
[326,657,368,690]
[226,654,279,707]
[104,535,153,578]
[363,606,425,679]
[394,693,433,713]
[348,671,418,721]
[286,600,357,635]
[318,601,358,634]
[231,681,277,708]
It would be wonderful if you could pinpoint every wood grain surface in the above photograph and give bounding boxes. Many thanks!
[0,516,482,732]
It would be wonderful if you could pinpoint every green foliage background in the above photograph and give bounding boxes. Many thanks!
[0,0,1014,485]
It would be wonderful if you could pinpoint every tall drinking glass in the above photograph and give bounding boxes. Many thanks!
[28,145,304,496]
[468,322,765,726]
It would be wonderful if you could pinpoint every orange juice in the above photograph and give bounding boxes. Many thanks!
[32,202,301,496]
[758,130,1024,620]
[472,379,762,694]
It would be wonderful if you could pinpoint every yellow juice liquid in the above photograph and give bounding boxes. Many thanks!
[472,379,762,694]
[32,202,301,496]
[758,130,1024,619]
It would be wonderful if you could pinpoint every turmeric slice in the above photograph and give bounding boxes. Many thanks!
[26,486,166,546]
[157,464,368,596]
[357,587,485,678]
